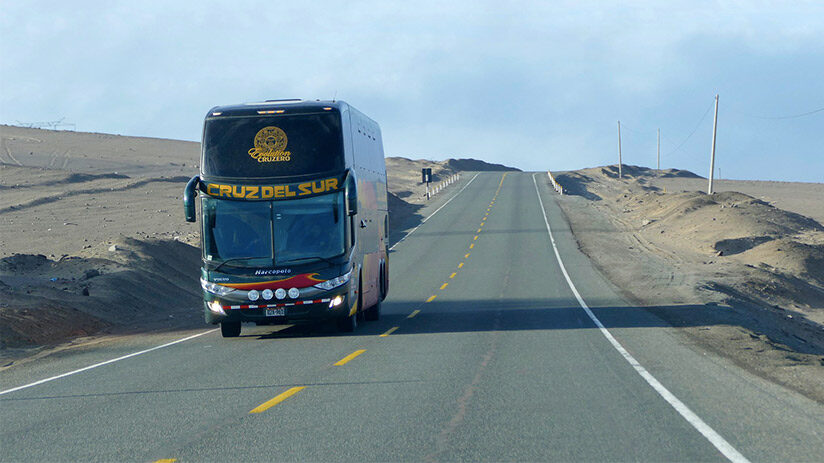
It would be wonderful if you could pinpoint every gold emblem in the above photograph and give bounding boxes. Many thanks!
[248,126,292,162]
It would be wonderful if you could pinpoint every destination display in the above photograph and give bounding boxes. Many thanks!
[202,175,343,200]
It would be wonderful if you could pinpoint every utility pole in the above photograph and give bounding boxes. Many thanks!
[657,128,661,171]
[708,94,719,194]
[617,120,623,178]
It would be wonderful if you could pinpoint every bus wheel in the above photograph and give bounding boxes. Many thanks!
[336,310,357,332]
[364,299,381,321]
[221,321,241,337]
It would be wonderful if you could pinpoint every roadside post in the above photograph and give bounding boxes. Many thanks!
[422,168,432,200]
[617,120,623,178]
[708,94,719,194]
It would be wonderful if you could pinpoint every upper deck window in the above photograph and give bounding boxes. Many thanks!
[202,112,343,178]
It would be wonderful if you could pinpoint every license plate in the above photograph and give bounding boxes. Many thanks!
[265,308,286,317]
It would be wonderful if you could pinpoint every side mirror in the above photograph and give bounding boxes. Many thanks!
[346,175,358,216]
[184,176,199,222]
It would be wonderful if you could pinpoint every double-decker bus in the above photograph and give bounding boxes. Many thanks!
[184,99,389,337]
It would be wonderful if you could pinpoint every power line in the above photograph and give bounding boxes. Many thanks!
[616,122,653,136]
[664,100,714,157]
[741,106,824,120]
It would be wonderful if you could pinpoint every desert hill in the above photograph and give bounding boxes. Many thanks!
[556,164,824,321]
[553,164,824,400]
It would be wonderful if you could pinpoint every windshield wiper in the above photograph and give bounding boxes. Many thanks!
[210,257,263,273]
[279,255,338,266]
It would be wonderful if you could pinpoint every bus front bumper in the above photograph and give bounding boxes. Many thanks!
[204,294,351,325]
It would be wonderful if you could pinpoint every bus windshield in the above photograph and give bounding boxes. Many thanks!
[202,112,344,178]
[202,192,345,267]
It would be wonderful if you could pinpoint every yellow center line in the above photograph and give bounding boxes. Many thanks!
[465,253,471,258]
[154,460,176,463]
[250,386,306,414]
[449,272,457,278]
[380,326,399,337]
[473,235,478,240]
[334,349,366,366]
[482,217,487,221]
[458,262,464,268]
[426,295,437,303]
[469,243,474,249]
[440,283,448,290]
[407,310,420,318]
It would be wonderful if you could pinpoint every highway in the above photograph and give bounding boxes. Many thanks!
[2,172,823,462]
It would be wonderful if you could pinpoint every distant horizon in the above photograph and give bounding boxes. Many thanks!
[2,3,822,183]
[3,123,821,184]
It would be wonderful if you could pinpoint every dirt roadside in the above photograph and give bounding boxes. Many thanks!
[551,165,824,403]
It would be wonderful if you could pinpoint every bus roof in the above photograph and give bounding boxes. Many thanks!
[206,100,350,118]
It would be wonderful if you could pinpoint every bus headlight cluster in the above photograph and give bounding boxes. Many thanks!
[262,289,273,300]
[248,290,260,301]
[200,278,236,296]
[313,269,353,291]
[288,287,300,299]
[208,300,226,316]
[275,288,287,299]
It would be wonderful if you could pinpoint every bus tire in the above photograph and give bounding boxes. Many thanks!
[380,260,388,301]
[336,310,358,332]
[221,321,241,338]
[364,298,381,321]
[339,275,362,332]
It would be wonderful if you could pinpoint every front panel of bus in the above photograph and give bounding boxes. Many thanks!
[194,106,360,325]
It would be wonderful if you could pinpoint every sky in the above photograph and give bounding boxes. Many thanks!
[1,1,822,182]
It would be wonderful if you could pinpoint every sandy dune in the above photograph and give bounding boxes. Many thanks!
[553,165,824,401]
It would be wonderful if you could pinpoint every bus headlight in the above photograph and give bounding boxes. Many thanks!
[201,278,236,296]
[208,300,226,316]
[329,295,344,308]
[313,269,353,291]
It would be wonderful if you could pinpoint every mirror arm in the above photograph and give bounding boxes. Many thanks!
[184,176,200,222]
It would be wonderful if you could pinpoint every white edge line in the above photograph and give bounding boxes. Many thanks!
[531,174,750,463]
[2,172,477,395]
[389,172,480,250]
[0,329,218,396]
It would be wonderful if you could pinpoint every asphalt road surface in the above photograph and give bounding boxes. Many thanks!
[2,172,823,462]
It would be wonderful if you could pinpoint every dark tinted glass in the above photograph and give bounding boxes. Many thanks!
[203,112,343,178]
[201,193,345,266]
[202,198,272,262]
[273,192,345,264]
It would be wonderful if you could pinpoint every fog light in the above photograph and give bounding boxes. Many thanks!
[275,288,287,300]
[208,300,226,316]
[329,295,344,308]
[248,290,260,301]
[262,289,273,300]
[288,287,300,299]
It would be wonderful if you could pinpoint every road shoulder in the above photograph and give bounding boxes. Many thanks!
[546,174,824,404]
